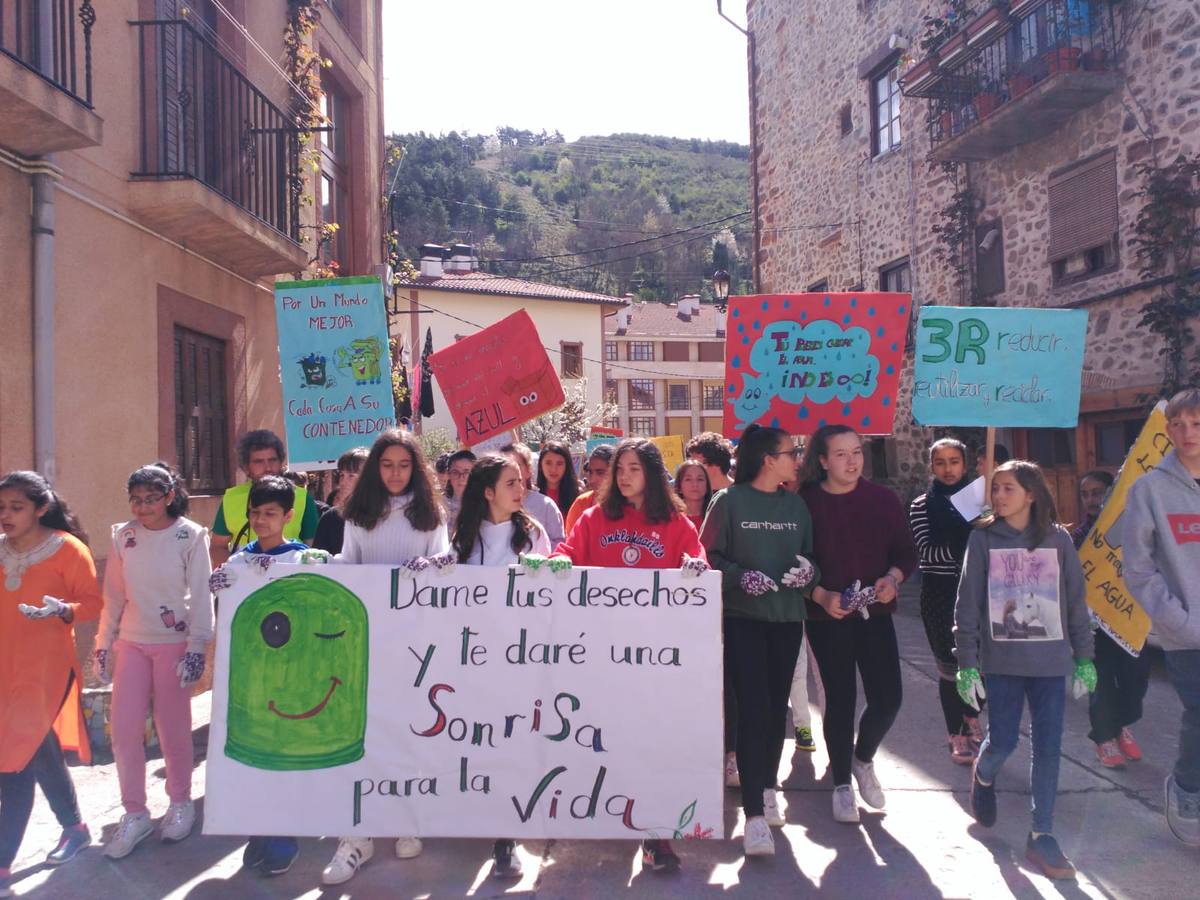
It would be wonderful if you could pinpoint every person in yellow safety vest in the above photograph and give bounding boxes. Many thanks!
[209,430,318,565]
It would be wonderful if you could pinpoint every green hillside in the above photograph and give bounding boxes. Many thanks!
[384,129,752,301]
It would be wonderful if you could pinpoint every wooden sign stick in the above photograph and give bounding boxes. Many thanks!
[984,426,996,509]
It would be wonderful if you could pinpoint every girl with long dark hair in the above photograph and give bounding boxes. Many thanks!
[908,438,981,764]
[450,454,551,879]
[798,425,917,825]
[325,429,449,885]
[553,438,707,872]
[535,441,579,518]
[0,472,101,890]
[701,425,818,857]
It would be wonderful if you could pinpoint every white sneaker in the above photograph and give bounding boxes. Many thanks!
[322,837,374,886]
[832,785,860,823]
[762,789,786,827]
[103,812,154,859]
[852,757,886,809]
[743,816,775,856]
[159,801,195,843]
[724,752,740,789]
[394,836,423,858]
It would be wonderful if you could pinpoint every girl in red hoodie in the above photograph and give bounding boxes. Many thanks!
[553,438,707,871]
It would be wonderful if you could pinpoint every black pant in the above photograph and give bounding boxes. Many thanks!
[1088,629,1152,744]
[724,617,804,817]
[920,573,982,734]
[0,729,82,868]
[806,613,903,786]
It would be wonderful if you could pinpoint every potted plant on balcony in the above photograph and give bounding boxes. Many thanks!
[1007,58,1038,98]
[1043,0,1087,73]
[973,74,1003,119]
[919,0,971,56]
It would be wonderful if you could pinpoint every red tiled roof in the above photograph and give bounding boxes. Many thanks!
[605,301,726,337]
[394,270,625,306]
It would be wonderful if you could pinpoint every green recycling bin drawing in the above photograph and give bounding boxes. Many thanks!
[226,573,369,770]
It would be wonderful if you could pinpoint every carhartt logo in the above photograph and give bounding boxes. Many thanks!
[1168,514,1200,545]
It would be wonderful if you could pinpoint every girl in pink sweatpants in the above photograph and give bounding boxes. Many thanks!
[95,464,213,859]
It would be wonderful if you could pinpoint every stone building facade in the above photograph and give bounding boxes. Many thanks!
[745,0,1200,522]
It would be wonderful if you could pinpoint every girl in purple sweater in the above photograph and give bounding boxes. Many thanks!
[798,425,917,825]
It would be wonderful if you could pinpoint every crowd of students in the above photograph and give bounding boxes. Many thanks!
[2,388,1199,894]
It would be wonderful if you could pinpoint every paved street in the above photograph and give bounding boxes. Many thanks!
[10,583,1196,899]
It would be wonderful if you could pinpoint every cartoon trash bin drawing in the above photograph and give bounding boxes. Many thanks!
[226,573,368,770]
[299,353,329,387]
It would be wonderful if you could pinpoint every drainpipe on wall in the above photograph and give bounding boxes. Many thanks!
[717,1,760,292]
[33,0,57,480]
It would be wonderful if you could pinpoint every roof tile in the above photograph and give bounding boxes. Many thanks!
[394,271,625,306]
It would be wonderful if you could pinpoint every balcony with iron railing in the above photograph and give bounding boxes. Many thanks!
[900,0,1123,163]
[0,0,101,154]
[128,18,308,278]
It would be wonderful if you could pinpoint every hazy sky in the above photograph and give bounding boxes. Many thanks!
[383,0,751,144]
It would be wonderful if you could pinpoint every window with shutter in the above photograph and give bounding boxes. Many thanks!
[174,326,229,493]
[662,341,690,362]
[698,342,724,362]
[1048,149,1118,272]
[976,219,1006,297]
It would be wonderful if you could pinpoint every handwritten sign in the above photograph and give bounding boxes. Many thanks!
[722,293,909,437]
[912,307,1088,427]
[204,564,723,839]
[1079,403,1171,654]
[585,436,619,454]
[428,310,565,446]
[650,435,686,473]
[274,276,394,468]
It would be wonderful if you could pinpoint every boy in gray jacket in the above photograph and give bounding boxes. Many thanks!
[1124,388,1200,848]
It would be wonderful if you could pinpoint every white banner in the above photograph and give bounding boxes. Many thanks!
[204,564,724,840]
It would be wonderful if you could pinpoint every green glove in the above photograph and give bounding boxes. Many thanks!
[519,553,573,576]
[1071,658,1097,699]
[956,667,986,711]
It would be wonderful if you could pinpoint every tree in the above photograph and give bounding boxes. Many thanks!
[518,379,618,447]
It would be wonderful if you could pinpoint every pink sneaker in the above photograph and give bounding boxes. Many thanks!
[1118,727,1142,762]
[1096,740,1125,769]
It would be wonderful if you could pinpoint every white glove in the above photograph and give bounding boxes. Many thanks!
[680,554,709,577]
[93,648,112,685]
[300,549,331,565]
[18,595,69,619]
[780,555,816,589]
[429,550,458,575]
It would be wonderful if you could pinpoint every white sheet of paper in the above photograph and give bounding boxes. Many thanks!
[951,476,986,522]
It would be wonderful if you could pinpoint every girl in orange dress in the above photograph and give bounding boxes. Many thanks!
[0,471,102,892]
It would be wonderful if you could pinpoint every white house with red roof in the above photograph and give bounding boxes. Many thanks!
[392,244,628,443]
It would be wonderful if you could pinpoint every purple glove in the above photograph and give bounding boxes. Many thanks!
[399,556,431,578]
[781,555,816,589]
[93,648,112,685]
[740,570,779,596]
[429,550,458,575]
[208,566,236,594]
[680,555,709,577]
[839,580,879,618]
[176,651,205,688]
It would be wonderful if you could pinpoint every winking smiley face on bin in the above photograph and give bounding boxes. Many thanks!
[225,573,369,771]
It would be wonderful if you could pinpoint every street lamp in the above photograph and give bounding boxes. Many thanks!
[712,269,731,311]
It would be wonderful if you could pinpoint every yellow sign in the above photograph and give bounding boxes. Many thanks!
[650,434,686,474]
[1078,403,1173,655]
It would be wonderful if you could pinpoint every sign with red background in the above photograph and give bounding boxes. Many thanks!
[721,293,910,437]
[428,309,565,446]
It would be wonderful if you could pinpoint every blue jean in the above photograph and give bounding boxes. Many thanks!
[975,674,1066,834]
[1165,650,1200,793]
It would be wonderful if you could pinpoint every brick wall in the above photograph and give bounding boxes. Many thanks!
[747,0,1200,500]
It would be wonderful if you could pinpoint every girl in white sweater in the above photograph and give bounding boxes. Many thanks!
[451,453,551,880]
[324,429,449,886]
[95,464,212,858]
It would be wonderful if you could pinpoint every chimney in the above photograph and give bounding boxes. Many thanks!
[446,243,476,273]
[714,307,727,337]
[420,243,446,277]
[677,294,700,321]
[615,306,632,335]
